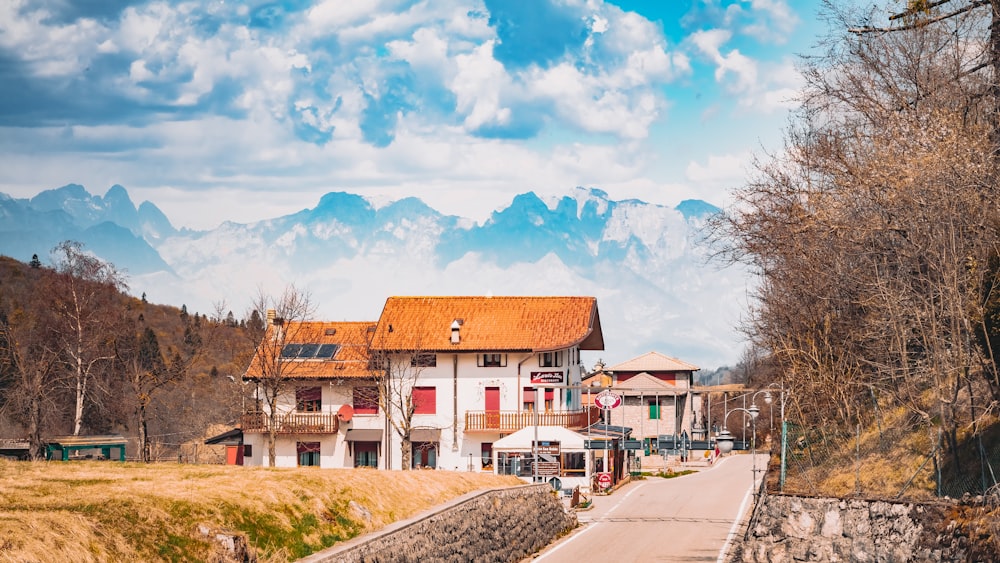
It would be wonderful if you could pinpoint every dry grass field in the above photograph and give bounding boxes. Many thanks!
[0,460,521,562]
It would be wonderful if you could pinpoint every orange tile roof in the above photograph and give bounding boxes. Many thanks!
[369,296,603,352]
[244,321,375,380]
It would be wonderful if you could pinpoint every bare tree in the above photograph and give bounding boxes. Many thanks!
[712,0,1000,472]
[242,285,317,467]
[364,343,436,470]
[46,241,128,436]
[0,306,62,459]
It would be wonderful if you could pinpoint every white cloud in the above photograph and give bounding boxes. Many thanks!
[685,151,751,184]
[306,0,381,29]
[451,40,512,130]
[742,0,799,44]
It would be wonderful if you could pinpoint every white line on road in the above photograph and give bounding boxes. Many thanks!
[533,480,652,561]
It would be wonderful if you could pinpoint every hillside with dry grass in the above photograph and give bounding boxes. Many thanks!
[0,460,521,562]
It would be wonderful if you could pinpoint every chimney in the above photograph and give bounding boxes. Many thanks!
[450,320,461,344]
[266,309,276,324]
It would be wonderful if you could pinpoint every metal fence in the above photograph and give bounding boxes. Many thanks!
[773,420,1000,500]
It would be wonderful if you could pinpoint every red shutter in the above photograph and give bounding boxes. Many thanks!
[545,388,554,401]
[523,387,536,402]
[412,387,436,414]
[353,387,378,414]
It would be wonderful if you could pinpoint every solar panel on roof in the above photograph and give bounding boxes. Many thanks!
[298,343,320,358]
[281,344,302,358]
[317,344,339,358]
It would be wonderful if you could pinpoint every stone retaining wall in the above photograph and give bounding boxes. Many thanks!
[300,484,576,563]
[734,492,995,562]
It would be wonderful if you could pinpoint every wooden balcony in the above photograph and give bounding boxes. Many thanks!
[464,407,601,432]
[240,411,340,434]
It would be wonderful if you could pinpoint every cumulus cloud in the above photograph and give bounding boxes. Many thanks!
[0,0,814,229]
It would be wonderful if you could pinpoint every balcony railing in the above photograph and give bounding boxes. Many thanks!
[464,407,601,432]
[240,411,340,434]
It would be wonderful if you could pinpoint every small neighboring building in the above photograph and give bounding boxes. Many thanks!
[45,435,127,461]
[0,439,30,460]
[204,428,246,465]
[583,351,701,470]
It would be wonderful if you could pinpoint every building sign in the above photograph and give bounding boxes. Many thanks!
[530,371,564,384]
[594,390,622,409]
[533,440,561,476]
[533,441,561,456]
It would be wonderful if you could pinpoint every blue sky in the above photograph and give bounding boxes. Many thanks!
[0,0,824,229]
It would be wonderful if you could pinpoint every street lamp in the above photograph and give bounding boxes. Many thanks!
[715,404,759,454]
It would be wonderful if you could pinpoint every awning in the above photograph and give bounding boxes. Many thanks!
[411,429,441,442]
[345,429,383,442]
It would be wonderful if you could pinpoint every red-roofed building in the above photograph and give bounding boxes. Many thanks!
[241,296,604,475]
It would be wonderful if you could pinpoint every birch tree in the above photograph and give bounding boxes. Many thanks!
[46,241,127,436]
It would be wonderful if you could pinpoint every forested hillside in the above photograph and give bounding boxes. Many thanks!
[0,247,253,461]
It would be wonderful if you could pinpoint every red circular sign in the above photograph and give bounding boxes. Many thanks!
[597,472,612,488]
[594,390,622,409]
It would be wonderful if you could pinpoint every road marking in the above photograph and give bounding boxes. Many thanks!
[716,478,754,563]
[533,480,652,561]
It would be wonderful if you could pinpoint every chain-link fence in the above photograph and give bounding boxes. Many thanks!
[771,420,1000,500]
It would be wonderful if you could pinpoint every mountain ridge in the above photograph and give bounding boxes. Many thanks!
[0,184,743,369]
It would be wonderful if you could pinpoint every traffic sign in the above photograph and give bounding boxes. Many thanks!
[596,472,612,489]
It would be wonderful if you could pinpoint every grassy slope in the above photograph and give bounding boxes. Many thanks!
[0,461,522,562]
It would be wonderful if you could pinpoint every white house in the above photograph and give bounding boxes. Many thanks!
[240,295,605,473]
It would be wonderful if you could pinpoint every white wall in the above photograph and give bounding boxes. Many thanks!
[245,347,587,471]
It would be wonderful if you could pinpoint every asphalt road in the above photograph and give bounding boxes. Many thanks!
[528,454,767,563]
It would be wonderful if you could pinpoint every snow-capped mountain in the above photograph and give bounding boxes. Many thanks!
[0,184,749,369]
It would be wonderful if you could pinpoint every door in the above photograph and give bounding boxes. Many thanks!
[485,386,500,429]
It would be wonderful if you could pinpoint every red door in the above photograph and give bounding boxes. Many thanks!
[485,387,500,429]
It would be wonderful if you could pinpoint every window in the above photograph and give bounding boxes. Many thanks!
[297,442,320,466]
[481,443,493,469]
[412,387,437,415]
[648,399,661,420]
[353,386,378,415]
[412,442,437,469]
[539,351,563,368]
[355,442,378,468]
[243,444,252,458]
[544,388,554,412]
[522,387,536,412]
[368,352,388,371]
[478,353,507,367]
[561,452,586,476]
[411,353,437,367]
[296,386,322,412]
